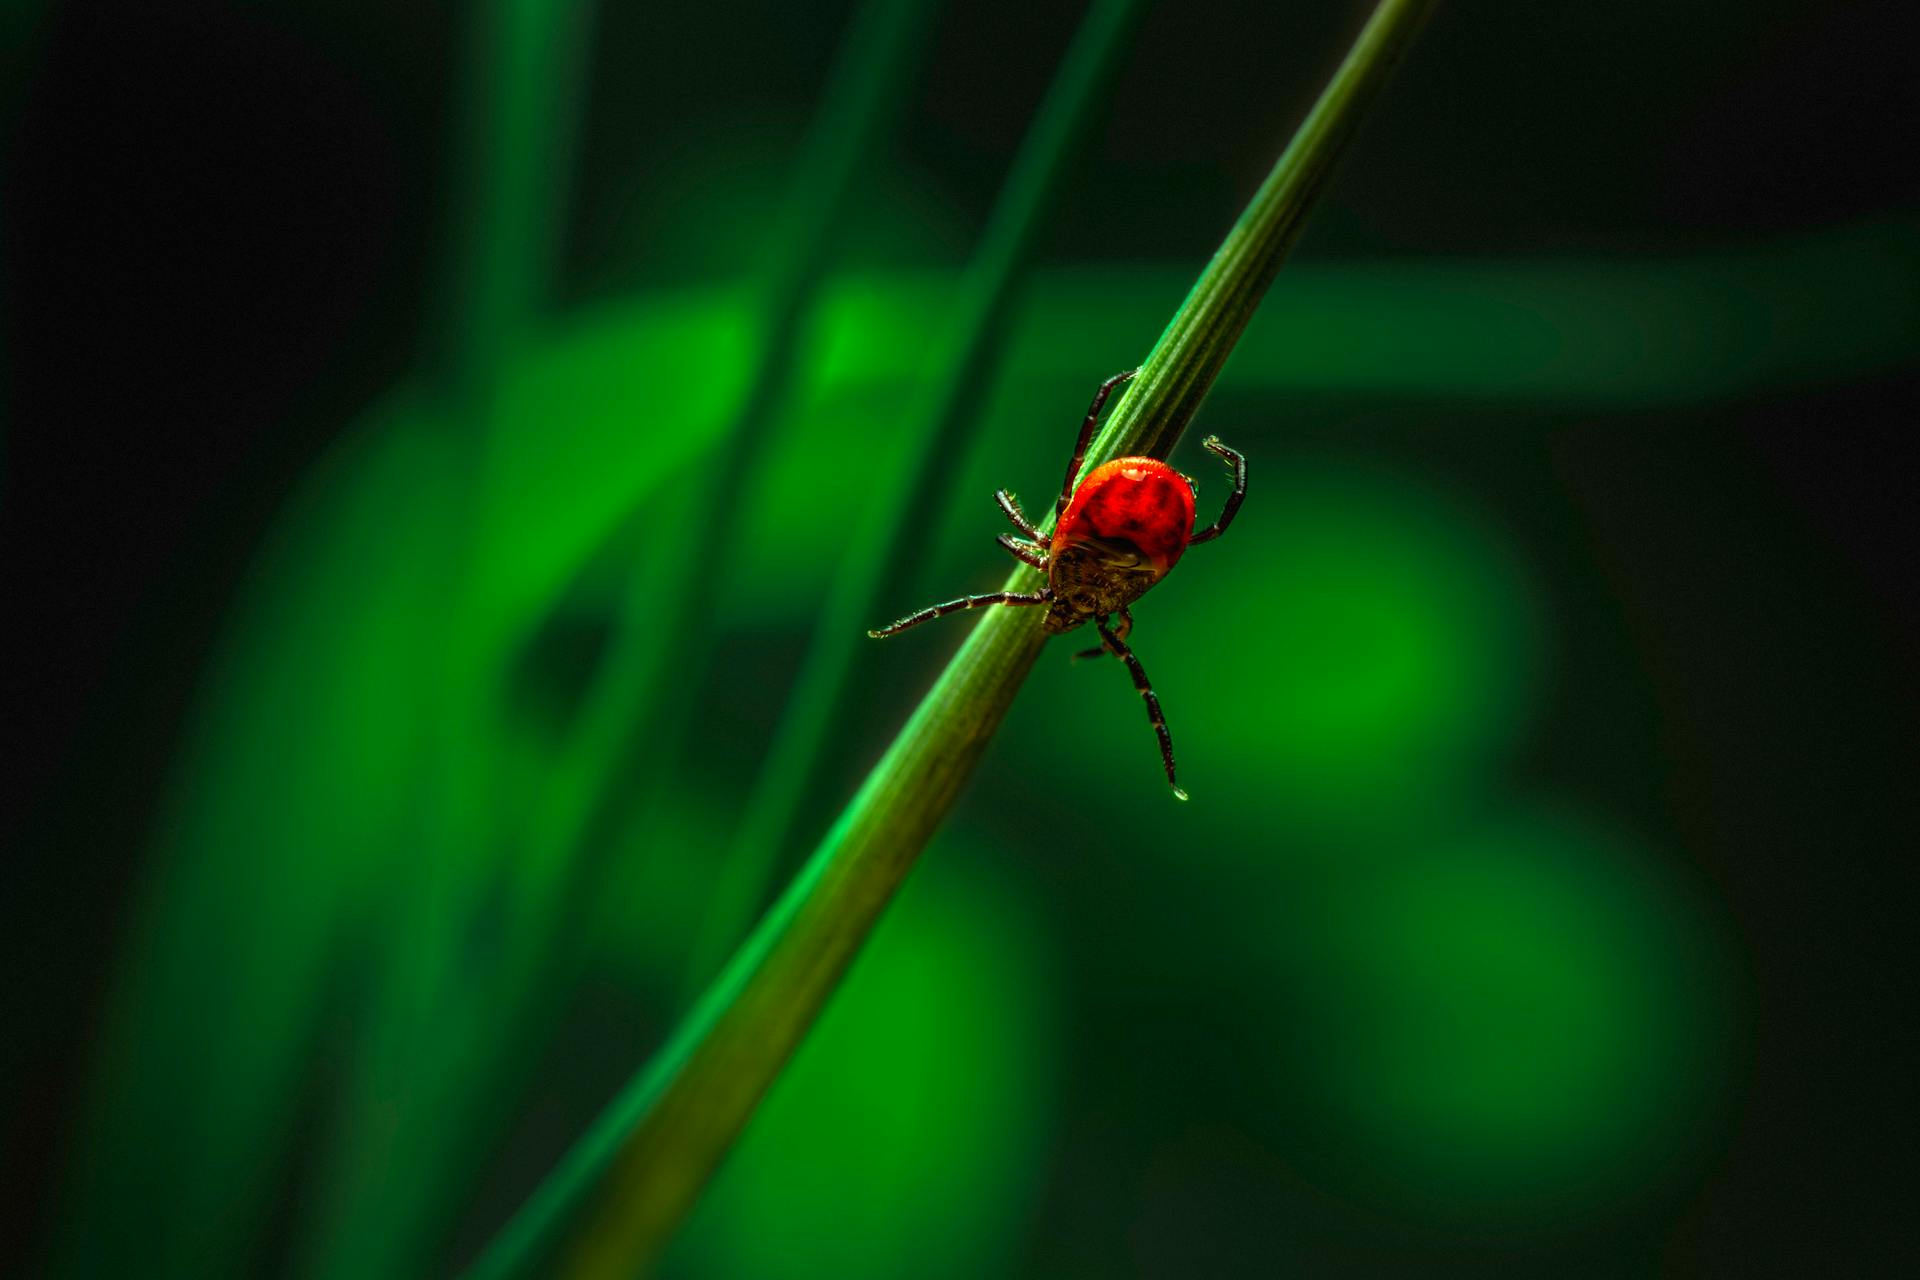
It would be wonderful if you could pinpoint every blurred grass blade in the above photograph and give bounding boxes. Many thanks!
[309,0,944,1271]
[295,1,599,1275]
[680,0,1148,997]
[525,0,943,925]
[495,0,942,1146]
[455,2,947,1146]
[434,0,595,400]
[469,0,1435,1275]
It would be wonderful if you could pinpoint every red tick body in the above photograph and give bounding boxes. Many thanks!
[868,369,1247,799]
[1042,457,1198,635]
[1054,457,1197,576]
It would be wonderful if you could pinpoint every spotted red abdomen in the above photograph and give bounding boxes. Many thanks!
[1051,457,1196,576]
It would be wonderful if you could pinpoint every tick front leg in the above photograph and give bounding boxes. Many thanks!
[1094,614,1185,799]
[995,489,1042,541]
[868,589,1049,638]
[996,533,1048,571]
[1056,369,1139,521]
[1189,436,1246,545]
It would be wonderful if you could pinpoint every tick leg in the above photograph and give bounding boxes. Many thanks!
[1188,436,1246,545]
[868,589,1049,638]
[996,533,1048,571]
[1070,607,1131,660]
[995,489,1042,541]
[1057,369,1139,522]
[1095,614,1185,799]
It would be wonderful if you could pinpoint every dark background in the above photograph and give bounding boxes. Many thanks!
[5,0,1917,1274]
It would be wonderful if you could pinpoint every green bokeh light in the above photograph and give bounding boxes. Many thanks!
[58,240,1856,1269]
[25,0,1914,1265]
[1145,454,1539,846]
[1293,801,1733,1229]
[668,850,1055,1280]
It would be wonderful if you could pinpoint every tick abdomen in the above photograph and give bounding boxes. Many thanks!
[1050,458,1197,576]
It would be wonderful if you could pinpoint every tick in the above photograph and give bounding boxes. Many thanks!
[868,369,1246,799]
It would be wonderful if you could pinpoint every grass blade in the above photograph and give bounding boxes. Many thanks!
[532,0,943,878]
[679,0,1148,999]
[469,1,1437,1274]
[295,0,598,1273]
[429,0,944,1263]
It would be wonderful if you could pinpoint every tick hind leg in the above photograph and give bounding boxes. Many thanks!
[1057,369,1139,521]
[1094,614,1185,800]
[868,589,1049,639]
[1070,607,1131,660]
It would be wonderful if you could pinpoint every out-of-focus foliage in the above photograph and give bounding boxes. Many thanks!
[16,0,1917,1276]
[669,849,1054,1280]
[53,235,1900,1271]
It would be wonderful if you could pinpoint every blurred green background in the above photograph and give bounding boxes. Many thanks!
[3,0,1916,1275]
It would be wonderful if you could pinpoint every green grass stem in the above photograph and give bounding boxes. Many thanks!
[469,0,1435,1274]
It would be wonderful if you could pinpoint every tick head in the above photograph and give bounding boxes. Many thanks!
[1042,585,1100,634]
